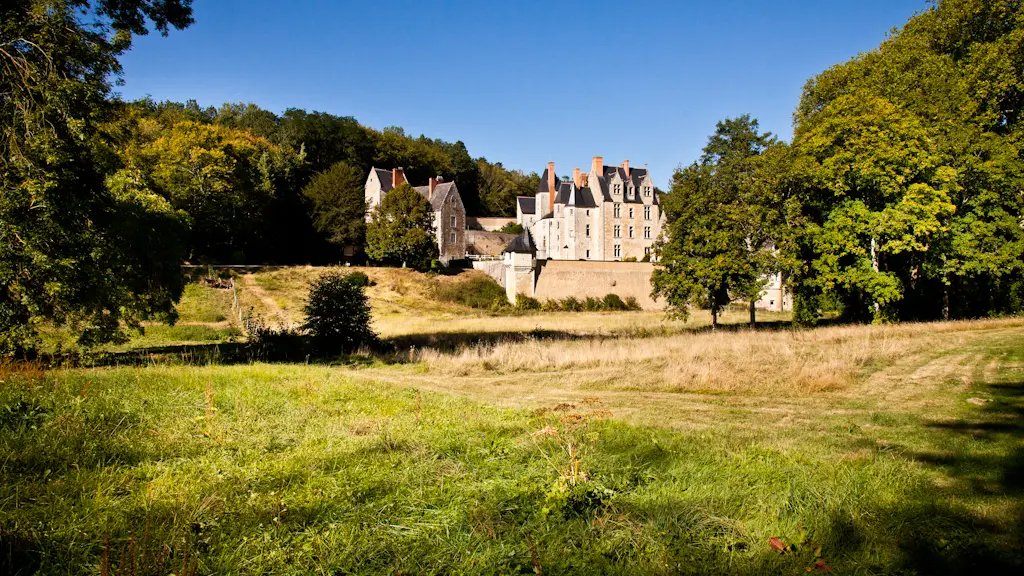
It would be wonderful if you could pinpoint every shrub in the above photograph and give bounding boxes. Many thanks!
[560,297,582,312]
[515,295,541,311]
[623,256,638,262]
[347,271,371,288]
[583,296,603,311]
[435,276,507,309]
[497,222,525,234]
[602,294,627,311]
[302,271,376,354]
[541,299,561,312]
[623,296,642,311]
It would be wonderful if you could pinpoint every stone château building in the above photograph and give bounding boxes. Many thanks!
[516,156,663,261]
[365,167,467,263]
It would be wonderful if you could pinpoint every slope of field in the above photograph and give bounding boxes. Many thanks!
[3,318,1022,574]
[236,266,789,338]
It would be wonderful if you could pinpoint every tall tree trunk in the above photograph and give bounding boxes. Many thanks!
[943,274,950,321]
[870,236,881,319]
[749,299,756,327]
[711,307,718,330]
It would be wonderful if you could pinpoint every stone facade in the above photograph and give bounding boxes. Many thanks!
[516,157,664,262]
[365,167,467,264]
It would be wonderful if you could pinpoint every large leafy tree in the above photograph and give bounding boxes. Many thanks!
[1,0,194,354]
[788,0,1024,322]
[302,160,367,249]
[653,116,778,328]
[477,159,538,217]
[124,120,302,262]
[366,183,437,269]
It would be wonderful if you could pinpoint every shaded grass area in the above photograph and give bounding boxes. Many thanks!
[174,283,234,324]
[2,325,1023,574]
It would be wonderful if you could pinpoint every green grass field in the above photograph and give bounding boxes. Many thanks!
[2,312,1023,574]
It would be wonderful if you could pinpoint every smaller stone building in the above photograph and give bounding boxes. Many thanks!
[365,167,467,264]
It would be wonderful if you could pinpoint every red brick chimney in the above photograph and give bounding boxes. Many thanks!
[547,161,556,214]
[428,176,438,196]
[573,167,582,188]
[622,160,630,179]
[392,167,406,188]
[592,156,603,176]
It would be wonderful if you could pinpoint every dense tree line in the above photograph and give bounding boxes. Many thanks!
[0,0,535,354]
[112,99,539,263]
[656,0,1024,324]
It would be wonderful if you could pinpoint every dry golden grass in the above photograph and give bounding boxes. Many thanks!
[239,265,792,336]
[413,317,1024,396]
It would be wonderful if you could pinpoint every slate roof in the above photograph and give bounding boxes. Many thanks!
[373,168,394,192]
[553,182,599,208]
[504,231,536,254]
[592,166,658,205]
[413,182,459,211]
[517,196,536,215]
[537,168,559,193]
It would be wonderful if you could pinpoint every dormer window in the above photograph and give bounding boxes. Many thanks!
[644,186,651,197]
[613,184,621,195]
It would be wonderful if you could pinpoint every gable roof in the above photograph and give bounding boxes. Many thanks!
[413,181,460,211]
[372,168,394,192]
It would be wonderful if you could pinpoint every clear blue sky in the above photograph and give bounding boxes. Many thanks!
[118,0,928,187]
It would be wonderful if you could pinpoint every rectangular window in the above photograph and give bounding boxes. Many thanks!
[614,244,621,258]
[614,204,621,218]
[629,226,634,239]
[450,231,456,243]
[644,206,651,220]
[644,226,651,239]
[450,216,456,227]
[585,224,590,237]
[613,184,621,195]
[613,225,621,239]
[629,207,634,219]
[586,250,590,259]
[644,246,651,256]
[644,186,651,197]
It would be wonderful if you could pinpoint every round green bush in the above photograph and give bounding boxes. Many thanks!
[302,271,376,354]
[602,294,627,311]
[347,271,371,288]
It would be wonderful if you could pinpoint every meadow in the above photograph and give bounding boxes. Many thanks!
[2,268,1023,574]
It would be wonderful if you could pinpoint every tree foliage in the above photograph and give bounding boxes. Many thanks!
[782,0,1024,322]
[122,119,302,262]
[653,116,778,327]
[1,0,193,354]
[302,271,376,354]
[365,183,438,269]
[302,161,367,248]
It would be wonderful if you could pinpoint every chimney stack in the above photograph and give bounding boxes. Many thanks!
[547,161,556,214]
[392,167,406,188]
[573,167,582,188]
[429,176,439,196]
[622,160,630,179]
[592,156,603,176]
